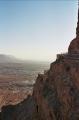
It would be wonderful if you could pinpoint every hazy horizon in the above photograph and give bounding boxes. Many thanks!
[0,0,78,61]
[0,54,52,64]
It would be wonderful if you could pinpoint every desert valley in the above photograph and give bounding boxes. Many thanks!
[0,55,49,109]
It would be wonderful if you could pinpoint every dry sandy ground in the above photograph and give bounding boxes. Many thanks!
[0,75,33,109]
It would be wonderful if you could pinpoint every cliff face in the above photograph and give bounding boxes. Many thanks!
[33,58,79,120]
[1,3,79,120]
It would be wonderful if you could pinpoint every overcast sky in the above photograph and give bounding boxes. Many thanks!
[0,0,78,61]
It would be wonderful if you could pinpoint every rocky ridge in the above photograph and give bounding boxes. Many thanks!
[0,4,79,120]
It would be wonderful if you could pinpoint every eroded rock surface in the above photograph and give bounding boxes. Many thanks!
[33,58,79,120]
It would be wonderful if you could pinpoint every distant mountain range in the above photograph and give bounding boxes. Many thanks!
[0,54,19,63]
[0,54,35,63]
[0,54,49,64]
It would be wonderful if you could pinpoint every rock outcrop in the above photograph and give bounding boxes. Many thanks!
[0,2,79,120]
[68,7,79,54]
[0,95,37,120]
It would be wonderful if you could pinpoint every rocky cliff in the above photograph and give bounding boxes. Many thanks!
[0,3,79,120]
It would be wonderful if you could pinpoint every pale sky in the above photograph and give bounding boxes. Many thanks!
[0,0,78,62]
